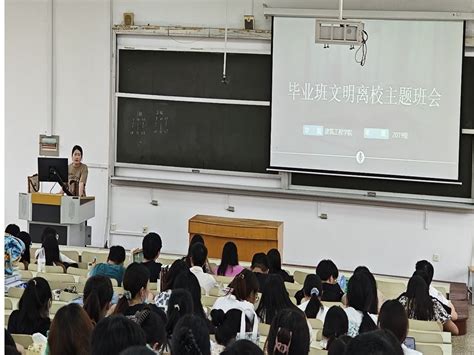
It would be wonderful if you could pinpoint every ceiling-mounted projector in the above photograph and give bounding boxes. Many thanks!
[315,19,365,45]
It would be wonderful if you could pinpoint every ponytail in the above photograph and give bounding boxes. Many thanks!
[273,327,293,355]
[113,292,132,315]
[305,287,323,319]
[83,289,102,324]
[83,276,113,323]
[181,329,204,355]
[114,263,150,315]
[359,311,377,334]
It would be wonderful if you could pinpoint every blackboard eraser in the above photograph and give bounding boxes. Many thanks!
[192,169,200,173]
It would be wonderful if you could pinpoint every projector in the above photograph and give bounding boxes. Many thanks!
[315,19,365,46]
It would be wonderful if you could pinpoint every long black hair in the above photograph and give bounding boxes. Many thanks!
[399,275,434,321]
[256,274,298,324]
[227,269,259,302]
[302,274,324,318]
[17,231,32,264]
[322,306,349,350]
[267,249,283,273]
[166,289,194,337]
[185,234,205,268]
[83,275,113,324]
[210,309,245,347]
[346,273,377,334]
[14,277,52,333]
[171,314,211,355]
[353,266,379,314]
[41,233,62,266]
[217,242,239,276]
[114,263,150,315]
[266,308,310,355]
[378,299,409,343]
[173,271,207,320]
[161,259,188,292]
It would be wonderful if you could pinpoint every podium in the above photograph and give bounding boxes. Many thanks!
[188,215,283,262]
[18,193,95,246]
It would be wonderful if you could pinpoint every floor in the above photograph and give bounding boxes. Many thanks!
[452,305,472,354]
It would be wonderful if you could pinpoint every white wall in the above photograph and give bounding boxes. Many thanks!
[6,0,474,282]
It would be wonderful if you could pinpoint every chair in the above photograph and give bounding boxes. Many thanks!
[294,270,311,285]
[12,334,34,349]
[415,343,445,355]
[44,265,66,274]
[5,298,13,310]
[322,301,344,308]
[407,330,447,344]
[201,295,218,308]
[209,287,221,297]
[61,250,80,262]
[50,301,67,315]
[215,275,233,286]
[19,270,33,280]
[309,348,328,355]
[258,322,270,337]
[285,282,301,297]
[290,296,297,305]
[409,319,443,332]
[37,272,75,284]
[5,313,10,325]
[59,291,82,303]
[82,251,108,264]
[67,267,89,277]
[376,280,406,299]
[308,318,324,330]
[7,287,25,299]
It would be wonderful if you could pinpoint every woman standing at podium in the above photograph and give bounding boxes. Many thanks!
[68,145,88,197]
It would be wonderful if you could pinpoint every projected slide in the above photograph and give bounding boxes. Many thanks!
[270,18,464,180]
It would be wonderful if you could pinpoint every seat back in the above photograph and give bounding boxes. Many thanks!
[44,265,66,273]
[407,330,445,344]
[294,270,311,285]
[61,250,80,262]
[308,318,324,330]
[19,270,33,280]
[7,287,25,299]
[376,280,406,299]
[408,319,443,332]
[67,267,89,277]
[82,251,108,264]
[258,322,270,337]
[201,295,218,308]
[415,343,445,355]
[50,301,67,315]
[285,282,301,297]
[12,334,34,349]
[5,298,13,310]
[37,272,76,283]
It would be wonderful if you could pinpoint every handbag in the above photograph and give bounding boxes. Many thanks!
[235,308,260,344]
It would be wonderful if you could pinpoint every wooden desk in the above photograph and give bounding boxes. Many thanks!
[188,215,283,262]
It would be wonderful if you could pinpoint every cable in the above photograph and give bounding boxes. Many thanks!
[49,182,57,194]
[222,0,229,84]
[355,30,368,66]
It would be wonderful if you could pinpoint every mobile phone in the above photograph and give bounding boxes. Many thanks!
[132,249,144,263]
[403,336,416,350]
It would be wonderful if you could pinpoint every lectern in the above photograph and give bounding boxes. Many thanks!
[18,192,95,246]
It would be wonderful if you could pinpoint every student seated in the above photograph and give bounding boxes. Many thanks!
[256,274,299,325]
[322,306,349,350]
[212,269,259,323]
[155,259,189,312]
[344,273,378,337]
[265,308,310,355]
[8,277,52,336]
[345,329,403,355]
[4,226,25,276]
[342,266,384,314]
[298,274,327,321]
[130,306,167,353]
[378,300,423,355]
[221,339,264,355]
[415,260,458,320]
[171,314,211,355]
[397,275,459,335]
[316,259,344,302]
[83,275,114,324]
[17,231,32,269]
[91,315,147,355]
[35,227,78,270]
[141,232,162,283]
[89,245,126,286]
[48,303,94,355]
[173,271,209,323]
[211,308,247,352]
[250,252,270,292]
[184,234,213,273]
[189,242,217,293]
[166,289,194,338]
[217,241,244,277]
[113,263,164,318]
[267,248,293,283]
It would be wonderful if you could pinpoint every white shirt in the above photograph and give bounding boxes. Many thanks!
[429,285,450,307]
[190,266,217,294]
[35,248,76,264]
[298,300,328,322]
[344,307,378,337]
[212,294,256,322]
[402,343,423,355]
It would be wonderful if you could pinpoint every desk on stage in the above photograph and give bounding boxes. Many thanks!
[188,215,283,262]
[18,192,95,246]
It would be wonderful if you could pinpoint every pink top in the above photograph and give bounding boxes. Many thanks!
[218,264,245,277]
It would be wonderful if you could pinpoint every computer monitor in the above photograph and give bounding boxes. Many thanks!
[37,157,72,195]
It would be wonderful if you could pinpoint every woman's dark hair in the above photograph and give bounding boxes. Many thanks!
[266,308,310,355]
[40,227,57,243]
[91,315,146,355]
[108,246,126,264]
[15,277,52,333]
[173,271,207,320]
[256,274,298,325]
[119,346,155,355]
[189,242,208,267]
[5,224,20,237]
[251,252,269,271]
[17,231,32,264]
[345,329,403,355]
[171,314,211,355]
[228,269,259,302]
[142,232,162,260]
[221,339,264,355]
[185,234,205,268]
[132,306,167,351]
[302,274,323,318]
[399,275,434,321]
[217,242,239,276]
[166,289,194,337]
[415,260,434,286]
[316,259,339,281]
[114,263,150,315]
[346,273,377,334]
[353,266,379,314]
[42,233,62,266]
[83,275,113,324]
[5,346,20,355]
[378,300,408,343]
[327,335,352,355]
[48,303,94,355]
[322,306,349,349]
[162,259,189,291]
[72,145,83,156]
[210,309,245,346]
[267,249,283,273]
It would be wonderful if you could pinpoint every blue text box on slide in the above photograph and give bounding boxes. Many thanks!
[303,125,324,136]
[364,128,389,140]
